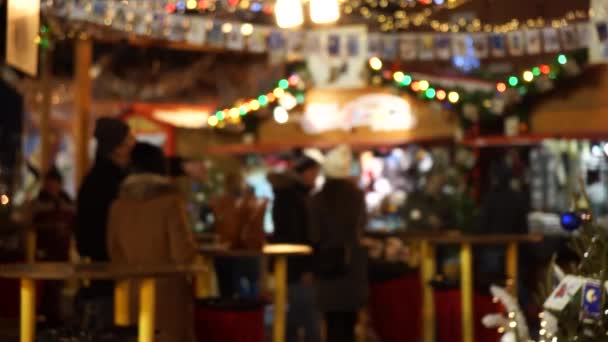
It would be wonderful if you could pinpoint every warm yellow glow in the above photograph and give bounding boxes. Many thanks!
[448,91,460,103]
[273,88,286,98]
[187,0,197,9]
[393,71,405,83]
[207,116,219,127]
[522,70,534,82]
[229,108,240,119]
[310,0,340,24]
[222,23,233,33]
[275,0,304,28]
[240,23,254,36]
[0,194,8,206]
[369,57,383,70]
[419,80,430,91]
[249,100,260,111]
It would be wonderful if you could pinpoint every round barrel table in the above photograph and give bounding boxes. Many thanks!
[0,262,205,342]
[198,244,312,342]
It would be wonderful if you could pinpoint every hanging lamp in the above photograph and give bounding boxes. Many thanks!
[275,0,304,28]
[310,0,340,24]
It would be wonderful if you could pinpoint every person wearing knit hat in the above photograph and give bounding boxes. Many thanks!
[310,144,368,342]
[75,117,135,328]
[323,144,353,179]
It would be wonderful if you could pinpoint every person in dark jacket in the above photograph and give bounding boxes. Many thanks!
[75,117,134,330]
[32,167,75,325]
[310,145,368,342]
[268,154,321,342]
[477,161,528,279]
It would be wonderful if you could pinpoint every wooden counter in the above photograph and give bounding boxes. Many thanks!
[0,262,204,342]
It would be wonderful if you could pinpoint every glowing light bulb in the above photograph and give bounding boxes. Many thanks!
[229,108,240,119]
[436,89,446,100]
[523,70,534,82]
[425,88,436,99]
[419,80,429,91]
[278,79,289,89]
[401,75,412,86]
[448,91,460,103]
[496,82,507,93]
[187,0,198,9]
[273,106,289,124]
[222,23,233,33]
[558,54,567,65]
[508,76,518,87]
[369,57,383,71]
[273,88,286,98]
[240,23,254,36]
[208,116,219,127]
[275,0,304,28]
[258,95,269,106]
[310,0,340,24]
[249,100,260,111]
[393,71,405,83]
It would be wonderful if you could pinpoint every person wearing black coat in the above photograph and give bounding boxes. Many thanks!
[309,145,368,342]
[269,155,321,342]
[75,117,134,330]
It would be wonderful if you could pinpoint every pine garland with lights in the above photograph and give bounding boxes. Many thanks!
[368,49,588,135]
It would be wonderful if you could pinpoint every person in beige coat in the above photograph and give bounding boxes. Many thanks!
[107,143,198,342]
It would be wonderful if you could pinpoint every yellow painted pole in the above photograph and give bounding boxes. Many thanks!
[138,278,156,342]
[114,280,131,326]
[273,256,287,342]
[419,240,435,342]
[195,256,212,299]
[73,36,92,188]
[460,243,474,342]
[20,278,36,342]
[506,242,518,297]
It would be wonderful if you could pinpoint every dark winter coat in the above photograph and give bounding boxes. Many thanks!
[309,178,368,312]
[76,157,126,297]
[268,171,314,284]
[479,185,528,235]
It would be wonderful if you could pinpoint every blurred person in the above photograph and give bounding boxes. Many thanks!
[211,172,266,299]
[477,161,528,282]
[268,153,321,342]
[309,145,368,342]
[31,167,75,325]
[107,143,198,342]
[400,170,453,231]
[75,117,134,329]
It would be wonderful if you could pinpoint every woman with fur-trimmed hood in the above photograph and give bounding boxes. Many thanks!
[107,143,197,342]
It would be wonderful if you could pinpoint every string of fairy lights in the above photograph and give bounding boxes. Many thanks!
[207,74,306,128]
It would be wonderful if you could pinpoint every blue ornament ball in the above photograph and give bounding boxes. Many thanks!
[560,212,582,232]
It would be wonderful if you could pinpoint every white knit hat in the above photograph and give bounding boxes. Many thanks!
[323,144,352,179]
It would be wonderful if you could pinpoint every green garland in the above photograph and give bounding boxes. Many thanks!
[368,49,588,134]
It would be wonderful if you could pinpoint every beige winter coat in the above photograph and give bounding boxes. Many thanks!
[107,174,198,342]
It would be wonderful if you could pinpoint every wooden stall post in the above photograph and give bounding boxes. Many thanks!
[460,243,474,342]
[114,280,131,326]
[20,278,36,342]
[273,256,287,342]
[419,240,435,342]
[73,36,93,187]
[506,242,518,296]
[138,278,156,342]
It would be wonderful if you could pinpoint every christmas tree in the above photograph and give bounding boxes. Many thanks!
[484,180,608,342]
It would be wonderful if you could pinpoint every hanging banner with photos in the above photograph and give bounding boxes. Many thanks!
[306,25,368,89]
[590,0,608,63]
[47,0,592,66]
[6,0,40,76]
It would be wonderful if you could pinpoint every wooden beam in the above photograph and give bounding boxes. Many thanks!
[73,37,93,187]
[39,47,53,175]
